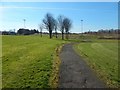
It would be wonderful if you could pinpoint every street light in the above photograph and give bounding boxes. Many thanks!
[23,19,26,29]
[81,20,83,35]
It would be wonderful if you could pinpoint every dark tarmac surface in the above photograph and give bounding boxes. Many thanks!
[58,43,106,88]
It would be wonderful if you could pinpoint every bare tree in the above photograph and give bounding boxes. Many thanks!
[39,24,43,37]
[58,15,65,40]
[63,17,72,39]
[43,13,55,39]
[54,19,58,38]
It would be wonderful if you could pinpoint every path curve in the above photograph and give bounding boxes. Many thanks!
[58,43,106,88]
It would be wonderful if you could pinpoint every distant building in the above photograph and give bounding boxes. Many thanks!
[17,28,39,35]
[1,31,16,35]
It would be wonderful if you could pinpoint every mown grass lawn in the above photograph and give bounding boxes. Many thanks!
[2,35,65,88]
[74,39,119,88]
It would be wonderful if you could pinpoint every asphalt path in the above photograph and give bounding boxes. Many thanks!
[58,43,106,88]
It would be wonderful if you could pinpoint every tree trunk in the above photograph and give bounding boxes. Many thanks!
[49,31,52,39]
[40,29,42,37]
[55,32,57,38]
[41,32,42,37]
[62,31,64,40]
[66,32,69,39]
[55,29,57,38]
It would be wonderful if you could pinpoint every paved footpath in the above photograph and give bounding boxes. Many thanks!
[58,43,106,88]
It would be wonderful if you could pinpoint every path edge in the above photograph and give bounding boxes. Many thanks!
[49,44,65,88]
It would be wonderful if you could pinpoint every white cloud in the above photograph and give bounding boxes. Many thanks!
[0,6,83,11]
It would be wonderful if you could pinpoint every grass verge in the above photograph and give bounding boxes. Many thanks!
[49,44,64,88]
[74,39,119,88]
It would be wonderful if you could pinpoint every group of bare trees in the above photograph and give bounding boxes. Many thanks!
[39,13,72,40]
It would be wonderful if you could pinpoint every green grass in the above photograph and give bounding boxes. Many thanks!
[2,34,119,88]
[74,39,119,88]
[2,35,65,88]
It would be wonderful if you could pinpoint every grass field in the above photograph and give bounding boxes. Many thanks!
[2,34,119,88]
[2,35,65,88]
[74,39,119,88]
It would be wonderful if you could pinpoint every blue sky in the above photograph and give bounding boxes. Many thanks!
[0,2,118,33]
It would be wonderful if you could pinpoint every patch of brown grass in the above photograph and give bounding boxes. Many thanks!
[49,44,64,88]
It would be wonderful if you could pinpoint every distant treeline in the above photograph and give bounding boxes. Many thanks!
[84,29,119,34]
[1,31,16,35]
[1,28,119,35]
[1,28,39,35]
[1,29,119,35]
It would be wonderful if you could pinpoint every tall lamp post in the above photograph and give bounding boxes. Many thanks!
[23,19,26,29]
[81,20,83,35]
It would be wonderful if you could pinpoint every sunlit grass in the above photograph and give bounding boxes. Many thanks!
[2,35,65,88]
[74,40,119,88]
